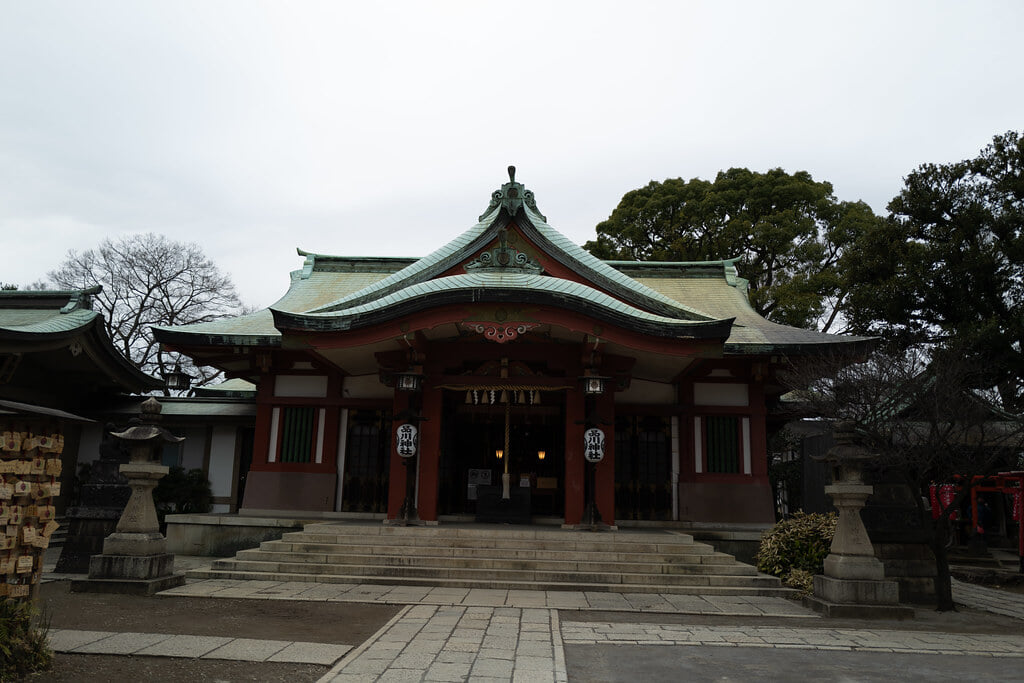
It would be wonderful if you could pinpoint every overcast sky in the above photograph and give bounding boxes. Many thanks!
[2,1,1021,308]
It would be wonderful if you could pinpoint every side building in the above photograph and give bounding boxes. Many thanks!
[0,288,255,516]
[155,171,870,528]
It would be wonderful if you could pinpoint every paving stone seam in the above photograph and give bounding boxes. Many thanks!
[160,579,820,618]
[49,630,352,664]
[558,624,1024,657]
[317,604,416,683]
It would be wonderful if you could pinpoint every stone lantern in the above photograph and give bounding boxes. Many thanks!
[805,421,912,618]
[72,397,186,594]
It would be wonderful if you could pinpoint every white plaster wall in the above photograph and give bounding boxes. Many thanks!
[180,427,206,471]
[616,379,675,404]
[275,375,328,397]
[693,382,749,406]
[207,425,237,499]
[342,374,394,399]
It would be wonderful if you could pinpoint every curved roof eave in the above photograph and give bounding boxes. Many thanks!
[153,326,283,349]
[515,205,715,320]
[0,309,99,337]
[299,201,715,322]
[724,336,877,356]
[303,208,510,314]
[271,272,735,340]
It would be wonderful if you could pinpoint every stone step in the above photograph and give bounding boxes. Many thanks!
[260,540,734,565]
[231,549,758,575]
[184,567,792,597]
[208,558,773,587]
[299,522,697,545]
[280,531,715,555]
[202,521,782,597]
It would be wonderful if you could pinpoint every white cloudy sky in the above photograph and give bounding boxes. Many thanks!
[1,1,1021,308]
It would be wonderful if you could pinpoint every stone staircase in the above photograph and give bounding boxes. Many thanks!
[187,522,792,596]
[49,516,69,548]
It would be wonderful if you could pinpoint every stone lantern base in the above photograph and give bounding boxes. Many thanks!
[73,554,184,596]
[804,574,913,619]
[70,459,185,595]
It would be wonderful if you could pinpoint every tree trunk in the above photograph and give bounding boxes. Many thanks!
[931,518,956,611]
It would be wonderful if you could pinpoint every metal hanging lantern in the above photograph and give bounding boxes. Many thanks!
[394,371,423,392]
[580,374,610,395]
[162,364,193,391]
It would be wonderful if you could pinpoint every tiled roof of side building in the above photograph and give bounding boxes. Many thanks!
[0,287,103,334]
[612,261,874,353]
[154,254,407,341]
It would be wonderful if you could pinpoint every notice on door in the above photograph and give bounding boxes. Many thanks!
[467,468,492,500]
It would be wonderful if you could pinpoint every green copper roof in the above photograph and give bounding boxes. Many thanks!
[156,170,871,356]
[274,272,732,339]
[0,287,161,394]
[0,287,103,336]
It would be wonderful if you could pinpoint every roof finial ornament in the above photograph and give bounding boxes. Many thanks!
[479,166,546,222]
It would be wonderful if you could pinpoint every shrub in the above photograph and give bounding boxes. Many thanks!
[0,598,52,680]
[153,467,213,524]
[755,511,837,594]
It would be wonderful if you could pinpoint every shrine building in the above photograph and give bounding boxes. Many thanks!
[154,170,868,528]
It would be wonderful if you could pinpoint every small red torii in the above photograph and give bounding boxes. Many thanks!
[931,471,1024,573]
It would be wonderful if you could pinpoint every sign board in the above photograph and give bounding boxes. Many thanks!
[396,423,418,458]
[583,427,605,463]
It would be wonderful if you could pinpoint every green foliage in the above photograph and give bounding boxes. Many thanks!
[755,511,837,594]
[584,168,886,331]
[153,466,213,520]
[845,130,1024,412]
[0,598,52,680]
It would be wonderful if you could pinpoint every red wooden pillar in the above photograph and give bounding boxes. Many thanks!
[749,380,768,480]
[417,383,443,522]
[564,388,585,525]
[250,379,275,469]
[386,390,411,519]
[594,389,616,525]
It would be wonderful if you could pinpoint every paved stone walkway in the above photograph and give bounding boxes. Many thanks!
[952,578,1024,620]
[320,605,566,683]
[43,555,1024,680]
[48,629,352,665]
[559,622,1024,657]
[161,578,814,616]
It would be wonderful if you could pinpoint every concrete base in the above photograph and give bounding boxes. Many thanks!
[802,594,914,619]
[561,523,619,532]
[102,531,167,557]
[88,552,176,581]
[76,552,185,595]
[71,574,185,596]
[813,574,901,605]
[823,554,886,581]
[165,514,312,556]
[383,517,428,527]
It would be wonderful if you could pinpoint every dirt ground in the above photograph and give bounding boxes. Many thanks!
[16,580,402,683]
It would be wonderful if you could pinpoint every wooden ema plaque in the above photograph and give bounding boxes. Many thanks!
[0,428,63,602]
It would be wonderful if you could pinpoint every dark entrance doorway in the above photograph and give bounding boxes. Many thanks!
[340,408,391,513]
[614,414,673,521]
[438,390,565,518]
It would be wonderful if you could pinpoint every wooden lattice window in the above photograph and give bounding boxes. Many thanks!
[705,416,740,474]
[279,406,317,463]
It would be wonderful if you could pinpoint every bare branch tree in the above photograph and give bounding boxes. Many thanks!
[782,346,1024,610]
[48,233,244,393]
